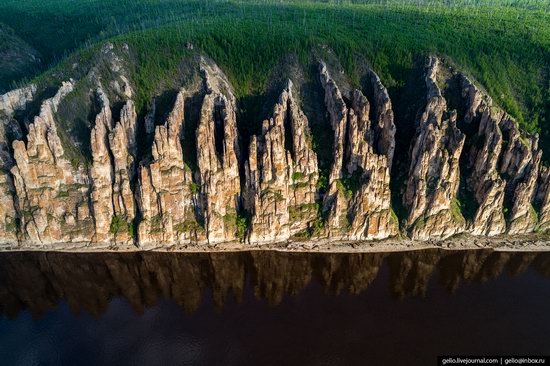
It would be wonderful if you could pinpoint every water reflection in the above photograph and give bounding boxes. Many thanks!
[0,249,549,319]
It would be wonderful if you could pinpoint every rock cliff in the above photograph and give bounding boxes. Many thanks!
[196,62,242,243]
[244,80,319,243]
[318,62,398,240]
[10,81,95,244]
[137,89,200,245]
[0,46,548,248]
[404,57,466,239]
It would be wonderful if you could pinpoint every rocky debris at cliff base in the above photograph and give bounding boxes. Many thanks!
[3,233,550,253]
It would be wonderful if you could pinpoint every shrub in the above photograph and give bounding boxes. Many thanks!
[236,214,248,241]
[109,215,133,236]
[291,172,305,181]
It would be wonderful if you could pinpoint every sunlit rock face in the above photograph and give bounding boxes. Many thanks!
[0,85,35,244]
[0,46,548,248]
[318,62,398,241]
[195,61,242,244]
[90,89,137,244]
[458,74,542,237]
[137,89,200,246]
[10,81,95,244]
[403,57,466,240]
[244,80,319,244]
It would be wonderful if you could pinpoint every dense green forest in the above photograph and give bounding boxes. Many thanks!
[0,0,549,152]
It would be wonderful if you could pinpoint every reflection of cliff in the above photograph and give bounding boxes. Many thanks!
[0,250,549,319]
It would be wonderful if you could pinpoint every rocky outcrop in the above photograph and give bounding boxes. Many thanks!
[0,85,36,117]
[196,62,241,243]
[319,62,350,235]
[367,71,396,169]
[10,81,94,244]
[90,88,137,244]
[535,167,550,230]
[0,85,36,243]
[460,75,542,236]
[90,89,114,243]
[506,138,541,234]
[499,118,541,234]
[137,89,201,245]
[404,57,466,239]
[244,80,319,243]
[0,49,548,248]
[110,100,138,228]
[465,108,507,236]
[0,173,18,243]
[319,62,398,240]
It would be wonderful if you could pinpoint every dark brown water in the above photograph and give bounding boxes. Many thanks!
[1,249,550,365]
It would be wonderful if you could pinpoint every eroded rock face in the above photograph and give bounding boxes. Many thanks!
[90,89,115,243]
[110,100,138,226]
[404,57,466,240]
[244,81,319,243]
[319,62,398,240]
[137,89,201,245]
[0,85,36,117]
[196,62,241,243]
[0,50,549,247]
[465,108,507,236]
[10,81,94,244]
[368,71,396,170]
[499,119,541,234]
[506,138,541,234]
[536,167,550,231]
[0,86,36,243]
[90,88,137,244]
[319,62,350,235]
[0,172,18,243]
[459,75,542,236]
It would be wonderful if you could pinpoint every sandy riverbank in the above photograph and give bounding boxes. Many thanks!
[1,233,550,253]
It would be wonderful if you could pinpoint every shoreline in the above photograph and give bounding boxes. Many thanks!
[2,234,550,254]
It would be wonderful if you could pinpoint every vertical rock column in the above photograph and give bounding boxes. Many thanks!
[346,90,397,240]
[507,149,541,234]
[90,89,115,243]
[10,81,95,244]
[137,89,200,246]
[0,171,18,243]
[286,81,320,233]
[319,62,350,234]
[369,71,396,170]
[461,75,541,236]
[535,167,550,230]
[459,75,506,236]
[467,110,507,235]
[404,56,466,240]
[196,65,241,243]
[244,80,319,244]
[499,118,541,234]
[0,85,35,243]
[110,100,138,229]
[319,62,398,240]
[90,88,138,244]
